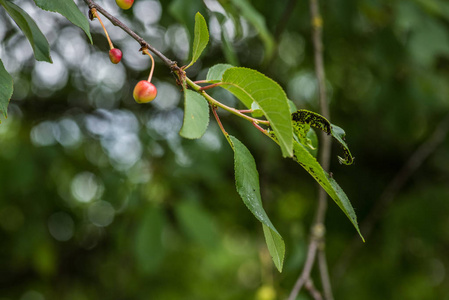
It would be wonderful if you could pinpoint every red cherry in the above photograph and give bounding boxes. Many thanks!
[115,0,134,10]
[109,48,122,64]
[133,81,157,103]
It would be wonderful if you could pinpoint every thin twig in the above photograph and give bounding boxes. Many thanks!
[198,83,223,91]
[288,237,319,300]
[305,279,324,300]
[252,122,268,134]
[83,0,178,70]
[318,245,334,300]
[212,105,228,136]
[84,0,272,131]
[193,80,213,84]
[309,0,334,298]
[333,113,449,282]
[288,0,334,299]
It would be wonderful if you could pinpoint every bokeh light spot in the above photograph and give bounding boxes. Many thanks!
[33,52,68,91]
[71,172,103,203]
[134,0,162,25]
[88,200,115,227]
[165,24,189,61]
[151,81,181,111]
[54,119,82,148]
[30,121,57,147]
[287,71,318,104]
[47,212,74,242]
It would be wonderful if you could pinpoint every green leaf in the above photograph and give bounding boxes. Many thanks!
[306,128,318,157]
[0,0,52,63]
[331,125,354,165]
[180,89,210,139]
[229,0,275,62]
[134,206,166,274]
[33,0,92,44]
[292,110,354,165]
[229,135,285,272]
[250,101,264,118]
[262,224,285,272]
[175,201,219,248]
[206,64,234,82]
[292,140,363,241]
[288,100,298,113]
[292,109,331,133]
[222,67,293,157]
[185,12,209,69]
[293,123,318,158]
[0,59,13,120]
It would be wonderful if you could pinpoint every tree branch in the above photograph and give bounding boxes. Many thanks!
[83,0,179,70]
[310,0,334,297]
[83,0,275,130]
[288,0,334,299]
[288,233,319,300]
[305,279,324,300]
[318,244,334,300]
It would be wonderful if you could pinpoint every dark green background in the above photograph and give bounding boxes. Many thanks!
[1,0,448,299]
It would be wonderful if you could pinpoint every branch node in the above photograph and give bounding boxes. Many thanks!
[312,16,323,28]
[172,65,185,87]
[312,223,325,240]
[87,2,96,10]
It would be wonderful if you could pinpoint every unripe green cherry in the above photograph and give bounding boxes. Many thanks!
[109,48,122,64]
[133,81,157,103]
[115,0,134,10]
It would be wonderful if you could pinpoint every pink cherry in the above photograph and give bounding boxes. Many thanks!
[115,0,134,10]
[133,80,157,103]
[109,48,122,64]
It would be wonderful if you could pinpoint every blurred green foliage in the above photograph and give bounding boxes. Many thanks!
[1,0,449,299]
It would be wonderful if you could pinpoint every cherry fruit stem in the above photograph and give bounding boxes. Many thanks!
[92,8,114,50]
[143,49,155,82]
